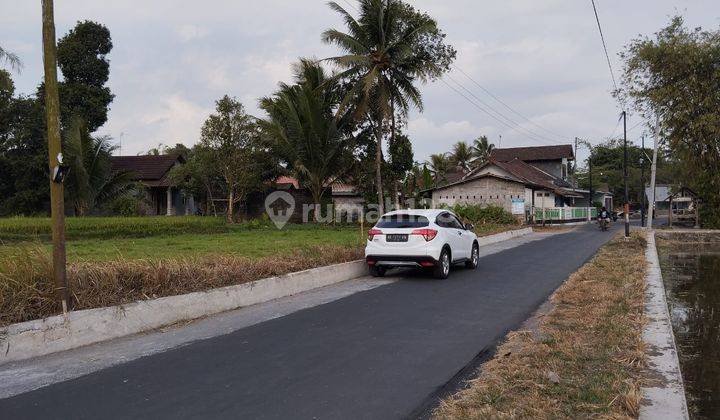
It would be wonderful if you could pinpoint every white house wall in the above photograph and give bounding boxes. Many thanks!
[431,177,525,213]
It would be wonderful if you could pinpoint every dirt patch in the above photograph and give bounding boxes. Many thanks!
[434,233,648,419]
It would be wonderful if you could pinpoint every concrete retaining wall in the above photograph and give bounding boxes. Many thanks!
[0,260,367,365]
[0,227,534,365]
[476,227,533,246]
[639,231,690,419]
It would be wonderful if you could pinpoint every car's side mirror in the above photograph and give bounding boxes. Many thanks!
[465,223,474,231]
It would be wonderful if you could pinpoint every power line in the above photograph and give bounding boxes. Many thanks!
[590,0,618,92]
[452,65,570,141]
[607,113,623,139]
[439,77,558,147]
[444,73,561,145]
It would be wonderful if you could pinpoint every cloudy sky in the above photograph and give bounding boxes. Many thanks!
[2,0,719,163]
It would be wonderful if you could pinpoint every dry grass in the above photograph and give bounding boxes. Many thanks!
[435,233,648,419]
[0,244,362,327]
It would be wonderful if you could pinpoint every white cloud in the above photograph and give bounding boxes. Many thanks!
[176,24,208,42]
[3,0,720,160]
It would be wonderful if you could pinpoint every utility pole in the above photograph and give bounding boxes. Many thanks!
[588,152,593,214]
[574,137,578,187]
[640,134,646,227]
[623,111,630,237]
[42,0,70,311]
[647,114,660,228]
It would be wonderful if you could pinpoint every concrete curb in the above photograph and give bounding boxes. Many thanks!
[0,260,367,365]
[0,227,534,365]
[639,231,689,420]
[476,227,533,246]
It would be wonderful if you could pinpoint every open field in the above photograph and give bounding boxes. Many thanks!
[435,232,648,419]
[0,216,245,241]
[0,216,518,262]
[2,224,364,262]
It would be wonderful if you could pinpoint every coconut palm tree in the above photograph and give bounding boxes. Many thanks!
[322,0,455,212]
[428,153,451,185]
[64,117,135,215]
[450,141,474,172]
[472,135,495,167]
[0,46,22,73]
[259,59,354,220]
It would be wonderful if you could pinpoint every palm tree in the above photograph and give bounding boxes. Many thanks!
[260,59,353,220]
[322,0,455,212]
[472,135,495,167]
[428,153,450,185]
[450,141,473,172]
[64,117,134,215]
[0,45,22,73]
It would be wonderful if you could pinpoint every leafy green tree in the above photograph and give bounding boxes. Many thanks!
[619,16,720,226]
[322,0,456,212]
[450,141,473,172]
[260,59,354,219]
[388,132,414,207]
[63,117,134,215]
[0,72,49,216]
[200,95,267,223]
[471,135,494,167]
[576,139,677,207]
[55,20,114,132]
[167,144,224,216]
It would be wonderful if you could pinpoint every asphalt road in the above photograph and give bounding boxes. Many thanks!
[0,223,622,419]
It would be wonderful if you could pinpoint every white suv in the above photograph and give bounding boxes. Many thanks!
[364,209,480,279]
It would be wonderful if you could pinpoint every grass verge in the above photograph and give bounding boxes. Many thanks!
[0,243,363,327]
[435,232,648,419]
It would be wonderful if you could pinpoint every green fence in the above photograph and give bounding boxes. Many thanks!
[534,207,597,222]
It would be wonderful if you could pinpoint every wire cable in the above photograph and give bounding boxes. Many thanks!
[452,65,570,141]
[444,73,562,145]
[439,77,558,146]
[590,0,618,92]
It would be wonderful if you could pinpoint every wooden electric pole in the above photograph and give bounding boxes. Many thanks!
[42,0,70,311]
[647,115,660,228]
[622,111,630,237]
[640,134,646,227]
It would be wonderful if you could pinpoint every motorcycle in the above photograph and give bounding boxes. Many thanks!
[598,217,609,231]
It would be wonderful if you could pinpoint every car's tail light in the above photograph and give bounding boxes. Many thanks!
[368,229,383,240]
[411,228,438,241]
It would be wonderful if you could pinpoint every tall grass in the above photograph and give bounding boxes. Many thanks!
[0,216,230,241]
[0,243,363,327]
[0,244,60,326]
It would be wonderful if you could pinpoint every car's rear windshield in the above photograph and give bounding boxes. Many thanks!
[375,214,429,228]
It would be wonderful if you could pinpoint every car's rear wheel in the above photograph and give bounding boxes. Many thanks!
[433,248,451,279]
[465,243,479,269]
[369,265,386,277]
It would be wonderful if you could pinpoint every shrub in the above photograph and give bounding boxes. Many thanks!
[450,204,518,225]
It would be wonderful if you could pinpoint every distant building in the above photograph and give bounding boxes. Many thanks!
[424,144,612,222]
[110,154,195,216]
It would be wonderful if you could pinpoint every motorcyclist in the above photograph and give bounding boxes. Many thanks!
[599,207,610,220]
[598,206,610,230]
